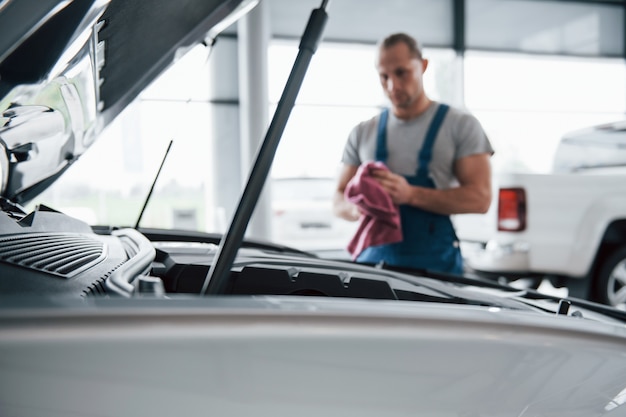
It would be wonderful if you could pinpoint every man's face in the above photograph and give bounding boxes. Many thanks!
[376,42,426,111]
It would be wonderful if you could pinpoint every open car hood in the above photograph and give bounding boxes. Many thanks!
[2,2,626,415]
[0,0,256,204]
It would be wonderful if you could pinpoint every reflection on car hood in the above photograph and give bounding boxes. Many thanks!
[2,294,626,416]
[0,0,256,204]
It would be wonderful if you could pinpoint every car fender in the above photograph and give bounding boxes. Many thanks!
[570,194,626,276]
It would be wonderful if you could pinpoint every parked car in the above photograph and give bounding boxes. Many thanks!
[271,177,357,252]
[455,120,626,309]
[552,120,626,173]
[2,1,626,417]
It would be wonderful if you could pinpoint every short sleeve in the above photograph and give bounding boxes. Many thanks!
[453,112,494,160]
[341,123,364,167]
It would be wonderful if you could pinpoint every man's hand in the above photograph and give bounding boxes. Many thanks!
[347,204,361,221]
[334,164,363,221]
[371,168,413,205]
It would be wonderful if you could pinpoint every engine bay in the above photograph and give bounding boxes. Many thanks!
[0,201,527,308]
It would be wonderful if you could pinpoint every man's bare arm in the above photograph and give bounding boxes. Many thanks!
[373,153,492,215]
[333,164,361,221]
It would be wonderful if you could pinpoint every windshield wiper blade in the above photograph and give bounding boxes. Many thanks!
[200,0,330,295]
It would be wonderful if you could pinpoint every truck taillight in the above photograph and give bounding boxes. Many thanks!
[498,188,526,232]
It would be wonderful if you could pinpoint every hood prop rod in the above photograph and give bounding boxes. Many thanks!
[201,0,330,295]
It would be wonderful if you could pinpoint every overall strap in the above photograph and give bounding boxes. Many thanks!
[417,104,449,178]
[375,108,389,162]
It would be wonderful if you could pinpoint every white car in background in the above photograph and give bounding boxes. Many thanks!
[271,177,357,254]
[455,120,626,309]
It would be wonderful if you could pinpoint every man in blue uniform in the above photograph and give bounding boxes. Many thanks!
[333,32,494,275]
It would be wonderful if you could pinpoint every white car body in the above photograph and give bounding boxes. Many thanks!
[455,121,626,306]
[461,169,626,277]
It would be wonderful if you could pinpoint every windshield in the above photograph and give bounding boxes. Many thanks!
[552,122,626,173]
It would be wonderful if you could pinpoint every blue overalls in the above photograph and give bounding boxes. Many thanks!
[356,104,464,275]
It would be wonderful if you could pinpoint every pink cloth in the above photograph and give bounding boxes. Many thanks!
[344,161,403,260]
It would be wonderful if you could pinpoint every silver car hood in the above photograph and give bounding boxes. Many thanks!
[2,295,626,417]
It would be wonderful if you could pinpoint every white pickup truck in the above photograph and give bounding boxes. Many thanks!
[454,120,626,309]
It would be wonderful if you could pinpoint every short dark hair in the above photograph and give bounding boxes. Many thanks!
[379,33,423,60]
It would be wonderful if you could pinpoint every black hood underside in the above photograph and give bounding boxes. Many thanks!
[0,0,254,204]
